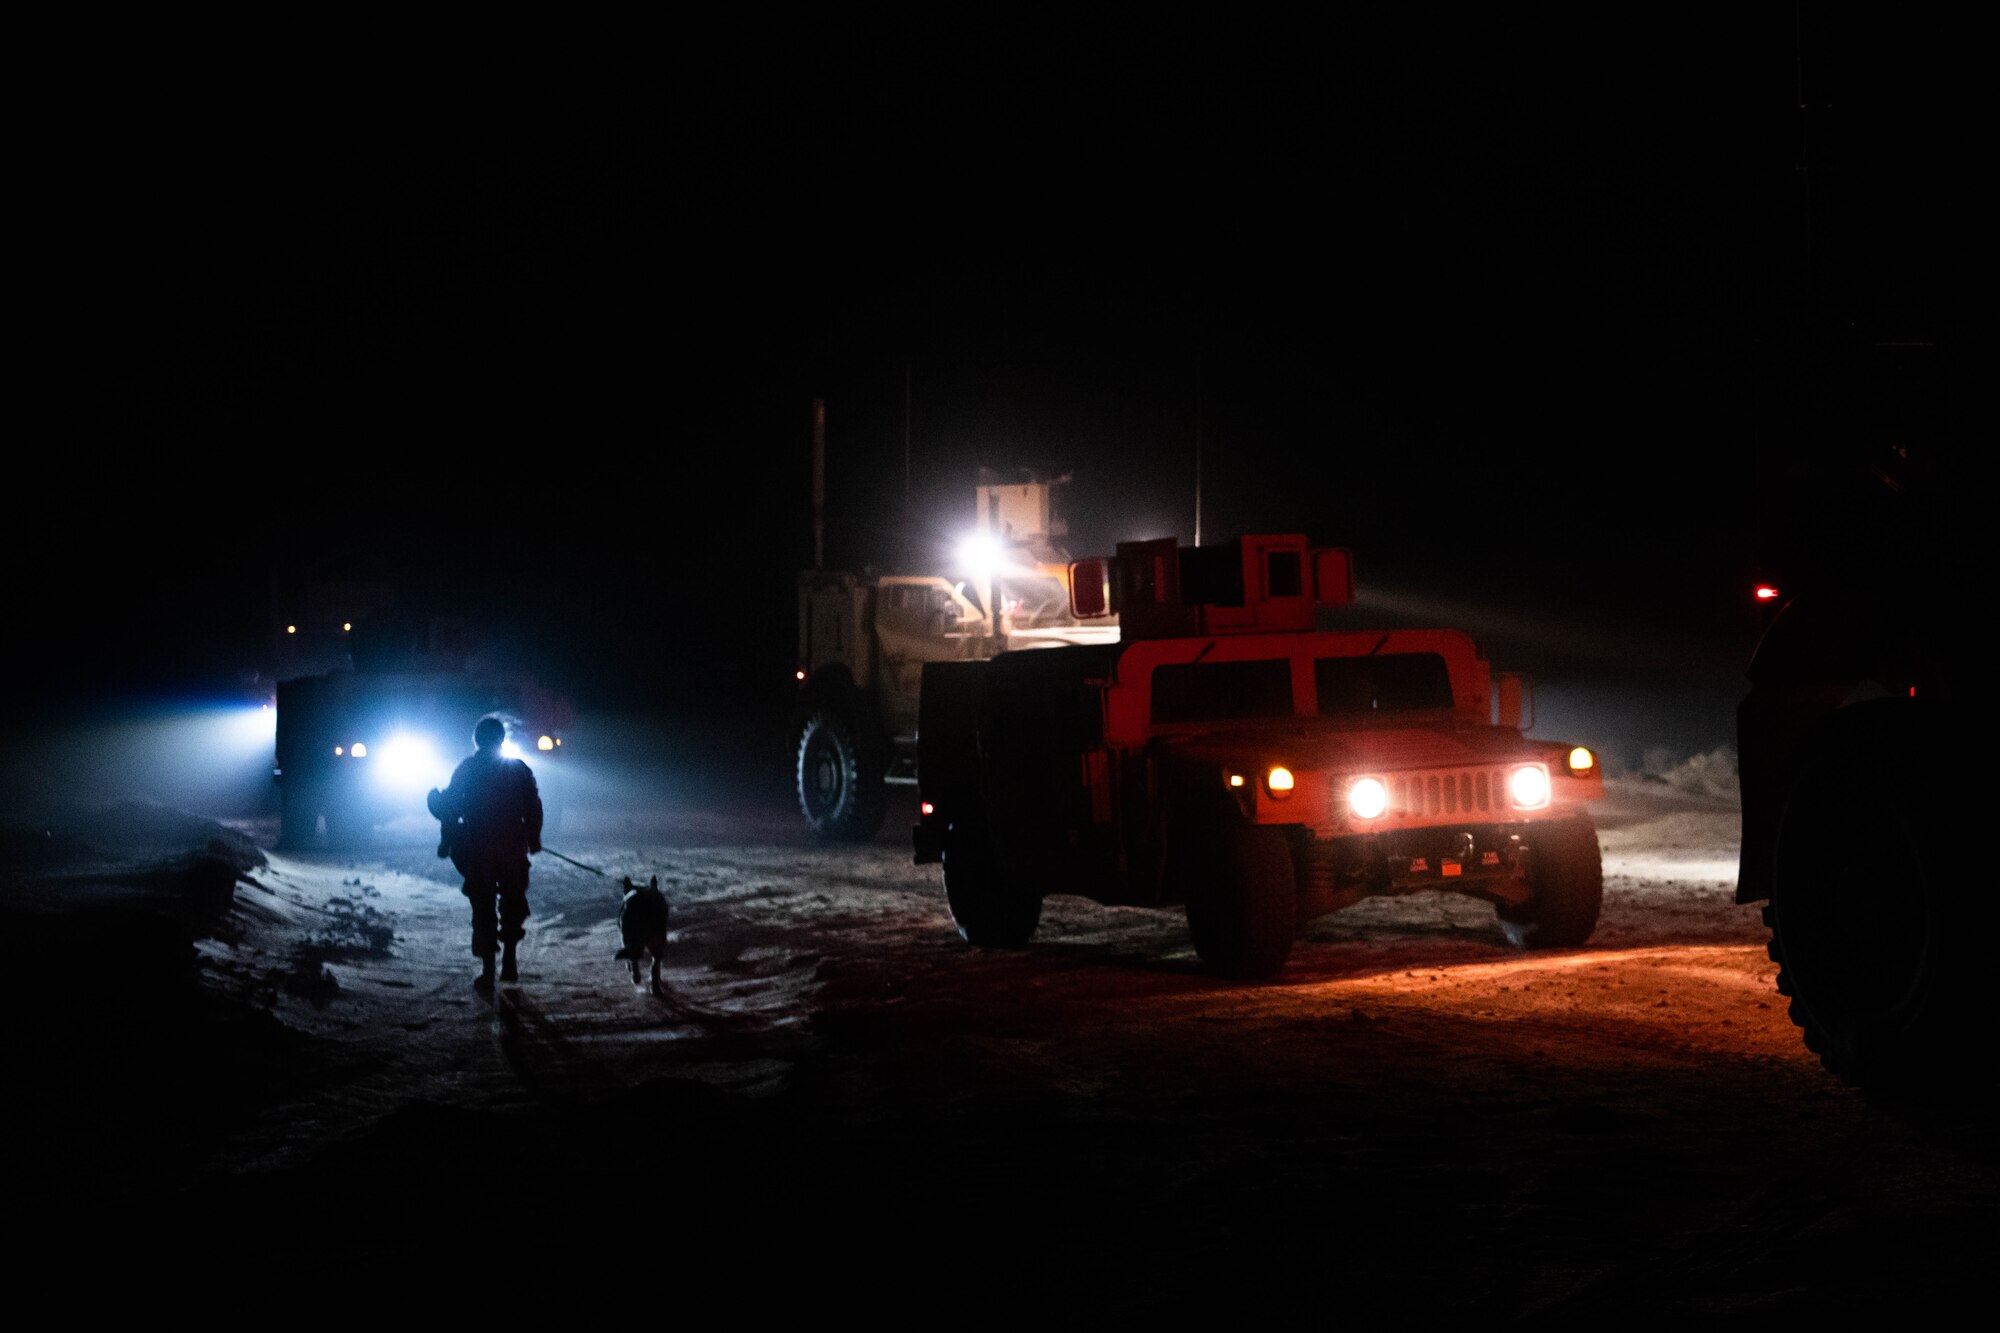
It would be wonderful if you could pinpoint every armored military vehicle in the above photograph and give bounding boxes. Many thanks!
[792,477,1116,840]
[913,535,1604,977]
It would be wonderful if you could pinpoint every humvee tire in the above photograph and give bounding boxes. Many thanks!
[1184,802,1297,979]
[796,709,888,841]
[1498,816,1602,949]
[942,816,1043,947]
[1764,704,1967,1090]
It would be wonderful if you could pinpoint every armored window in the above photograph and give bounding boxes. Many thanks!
[1150,659,1294,724]
[1315,653,1454,715]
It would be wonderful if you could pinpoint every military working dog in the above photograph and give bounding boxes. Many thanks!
[616,875,671,993]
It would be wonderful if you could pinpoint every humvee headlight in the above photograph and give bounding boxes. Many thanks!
[333,746,343,757]
[1348,777,1388,820]
[350,742,367,758]
[537,735,555,751]
[1567,746,1594,774]
[1265,766,1295,798]
[1508,764,1551,809]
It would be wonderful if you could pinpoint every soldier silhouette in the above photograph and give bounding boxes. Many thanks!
[427,715,543,989]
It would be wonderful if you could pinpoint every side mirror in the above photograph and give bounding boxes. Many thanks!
[1311,547,1354,606]
[1496,672,1534,731]
[1069,557,1112,618]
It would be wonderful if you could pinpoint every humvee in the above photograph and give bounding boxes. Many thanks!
[914,535,1605,977]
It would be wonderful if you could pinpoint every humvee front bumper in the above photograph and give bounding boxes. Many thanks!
[1292,820,1558,912]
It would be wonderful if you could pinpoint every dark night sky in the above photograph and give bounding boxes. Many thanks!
[15,12,1967,758]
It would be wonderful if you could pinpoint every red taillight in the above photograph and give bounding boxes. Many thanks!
[920,802,935,816]
[1754,585,1780,601]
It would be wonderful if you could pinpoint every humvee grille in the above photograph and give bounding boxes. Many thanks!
[1389,769,1509,819]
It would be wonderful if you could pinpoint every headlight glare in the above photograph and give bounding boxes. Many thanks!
[1348,777,1388,819]
[1265,766,1295,798]
[1508,764,1551,809]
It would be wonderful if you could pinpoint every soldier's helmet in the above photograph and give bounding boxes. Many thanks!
[474,716,507,751]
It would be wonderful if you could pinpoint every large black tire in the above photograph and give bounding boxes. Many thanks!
[1498,816,1603,948]
[796,710,888,841]
[1764,704,1968,1090]
[1183,809,1297,980]
[942,817,1042,947]
[321,793,371,853]
[279,784,320,851]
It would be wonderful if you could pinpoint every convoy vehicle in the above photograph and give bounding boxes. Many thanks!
[913,534,1604,977]
[1736,462,1968,1088]
[1729,7,1972,1093]
[792,477,1115,840]
[274,610,570,850]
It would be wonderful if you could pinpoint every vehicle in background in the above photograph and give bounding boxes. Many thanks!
[792,476,1116,840]
[274,606,570,851]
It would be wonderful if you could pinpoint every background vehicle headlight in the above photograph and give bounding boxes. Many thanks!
[1508,764,1551,809]
[1265,766,1294,798]
[537,735,555,751]
[378,732,447,790]
[1568,746,1594,773]
[1348,777,1388,819]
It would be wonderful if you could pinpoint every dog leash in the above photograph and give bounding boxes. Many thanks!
[542,847,668,914]
[540,846,610,877]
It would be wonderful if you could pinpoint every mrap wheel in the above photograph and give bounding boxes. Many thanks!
[279,783,320,850]
[1764,703,1970,1091]
[796,710,887,841]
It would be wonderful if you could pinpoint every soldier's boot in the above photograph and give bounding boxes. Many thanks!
[476,953,496,991]
[500,942,519,983]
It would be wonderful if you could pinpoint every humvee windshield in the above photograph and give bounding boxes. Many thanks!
[1151,659,1293,724]
[1315,653,1453,715]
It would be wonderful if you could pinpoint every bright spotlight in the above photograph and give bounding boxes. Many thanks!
[501,739,523,760]
[955,532,1005,580]
[537,735,554,751]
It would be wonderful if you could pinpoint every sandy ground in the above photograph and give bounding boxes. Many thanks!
[7,779,1993,1318]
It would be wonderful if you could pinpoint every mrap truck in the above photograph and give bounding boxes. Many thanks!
[792,478,1117,840]
[913,535,1605,978]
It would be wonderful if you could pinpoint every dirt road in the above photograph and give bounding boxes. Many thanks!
[10,780,1993,1317]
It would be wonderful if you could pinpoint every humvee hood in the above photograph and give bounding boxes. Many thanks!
[1167,722,1533,772]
